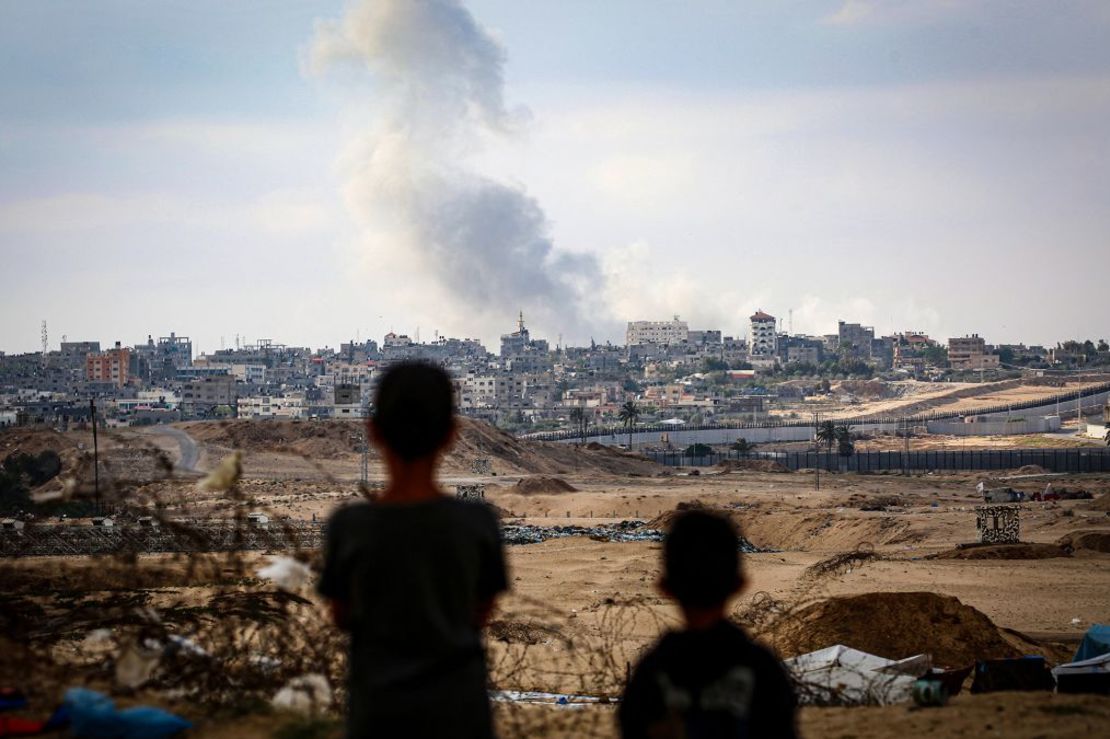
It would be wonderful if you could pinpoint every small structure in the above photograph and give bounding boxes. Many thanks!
[974,505,1020,544]
[137,516,160,528]
[455,484,487,502]
[91,517,114,528]
[246,512,270,528]
[1,519,25,533]
[470,457,492,475]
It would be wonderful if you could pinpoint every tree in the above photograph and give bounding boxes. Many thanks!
[619,401,641,449]
[685,443,712,459]
[731,438,752,454]
[922,345,948,367]
[836,424,855,458]
[702,357,729,372]
[569,407,588,445]
[816,420,838,453]
[1105,422,1109,447]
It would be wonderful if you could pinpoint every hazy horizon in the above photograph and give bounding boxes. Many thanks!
[3,0,1109,355]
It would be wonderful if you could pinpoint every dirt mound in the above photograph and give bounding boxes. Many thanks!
[183,418,662,476]
[1013,465,1049,475]
[929,542,1070,560]
[761,592,1021,668]
[1088,494,1110,511]
[0,426,77,462]
[508,476,578,495]
[183,419,362,459]
[716,459,790,473]
[486,619,562,645]
[1057,530,1110,554]
[647,500,714,529]
[449,419,662,476]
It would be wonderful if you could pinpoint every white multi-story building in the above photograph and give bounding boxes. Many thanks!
[626,318,689,346]
[237,393,307,419]
[749,310,777,357]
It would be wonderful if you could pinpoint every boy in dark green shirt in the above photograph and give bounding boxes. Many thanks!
[319,362,507,738]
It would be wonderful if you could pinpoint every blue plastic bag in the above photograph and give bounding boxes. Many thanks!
[64,688,191,738]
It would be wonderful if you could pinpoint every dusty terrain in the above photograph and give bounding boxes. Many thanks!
[2,420,1109,738]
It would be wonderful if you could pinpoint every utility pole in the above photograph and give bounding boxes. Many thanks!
[90,399,100,516]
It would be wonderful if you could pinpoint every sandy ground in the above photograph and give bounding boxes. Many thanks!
[4,423,1110,738]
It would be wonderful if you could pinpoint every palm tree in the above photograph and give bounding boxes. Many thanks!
[619,401,641,449]
[569,407,587,445]
[835,424,855,458]
[816,420,838,453]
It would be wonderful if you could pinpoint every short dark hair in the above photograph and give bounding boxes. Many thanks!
[372,362,455,462]
[663,510,743,608]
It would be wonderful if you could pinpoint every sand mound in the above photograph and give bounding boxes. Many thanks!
[1057,530,1110,554]
[716,459,790,473]
[1013,465,1049,475]
[487,619,562,645]
[761,592,1020,667]
[929,543,1070,560]
[1087,494,1110,511]
[508,476,578,495]
[183,419,362,459]
[449,419,661,476]
[647,500,714,529]
[0,426,77,461]
[181,417,663,476]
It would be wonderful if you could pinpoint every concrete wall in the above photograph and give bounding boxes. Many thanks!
[1087,423,1109,440]
[926,416,1061,436]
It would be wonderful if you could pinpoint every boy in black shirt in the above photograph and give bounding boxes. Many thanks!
[619,511,796,739]
[319,362,507,738]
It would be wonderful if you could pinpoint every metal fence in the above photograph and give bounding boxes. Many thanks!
[644,447,1110,473]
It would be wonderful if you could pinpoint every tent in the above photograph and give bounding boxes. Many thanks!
[783,645,930,706]
[659,418,686,426]
[1074,624,1110,662]
[1052,652,1110,695]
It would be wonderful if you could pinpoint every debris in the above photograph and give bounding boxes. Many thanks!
[271,674,332,715]
[64,687,191,738]
[114,640,162,689]
[785,645,930,705]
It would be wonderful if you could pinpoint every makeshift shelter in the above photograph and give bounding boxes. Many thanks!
[1052,653,1110,695]
[783,645,930,705]
[1075,624,1110,661]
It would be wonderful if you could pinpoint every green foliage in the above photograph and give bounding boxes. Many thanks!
[0,450,61,512]
[816,420,838,452]
[684,443,712,458]
[701,357,729,372]
[922,345,948,367]
[731,438,752,453]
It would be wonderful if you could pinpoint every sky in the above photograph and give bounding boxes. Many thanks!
[2,0,1109,355]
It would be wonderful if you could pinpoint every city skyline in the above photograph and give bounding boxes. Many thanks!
[3,1,1110,353]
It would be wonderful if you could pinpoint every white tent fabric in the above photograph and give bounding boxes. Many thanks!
[784,645,930,705]
[1052,652,1110,677]
[660,418,686,426]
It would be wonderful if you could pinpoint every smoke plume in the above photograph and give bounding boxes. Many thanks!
[308,0,603,341]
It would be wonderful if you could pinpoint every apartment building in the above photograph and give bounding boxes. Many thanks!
[85,342,131,387]
[948,335,1001,370]
[749,311,777,357]
[626,318,689,346]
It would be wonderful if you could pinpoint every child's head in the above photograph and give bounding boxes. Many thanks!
[371,362,456,462]
[662,510,745,610]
